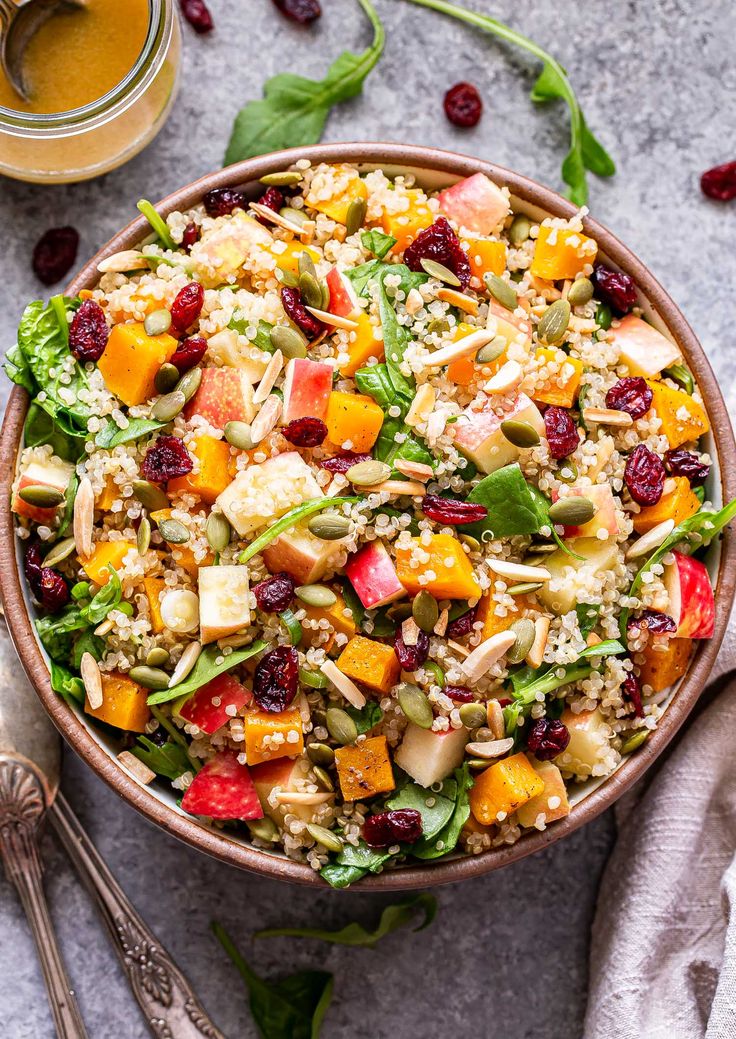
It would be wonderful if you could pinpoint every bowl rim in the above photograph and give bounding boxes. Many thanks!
[1,141,734,890]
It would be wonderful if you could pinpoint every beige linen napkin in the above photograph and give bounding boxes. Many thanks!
[585,612,736,1039]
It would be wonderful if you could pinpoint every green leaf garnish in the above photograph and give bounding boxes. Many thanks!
[147,641,267,705]
[136,199,175,251]
[238,497,361,564]
[463,463,546,538]
[132,736,190,781]
[360,229,396,258]
[80,566,123,625]
[95,416,167,449]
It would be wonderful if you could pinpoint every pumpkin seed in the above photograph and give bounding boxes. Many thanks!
[427,317,450,335]
[345,196,367,236]
[467,758,492,772]
[484,273,517,311]
[132,480,169,511]
[548,496,596,525]
[567,277,594,306]
[307,742,335,767]
[397,683,433,729]
[270,324,307,359]
[412,590,439,634]
[459,534,481,552]
[507,618,536,664]
[154,363,180,394]
[276,267,299,288]
[279,206,311,227]
[509,213,532,246]
[248,817,279,842]
[475,337,507,364]
[346,459,392,486]
[558,462,579,483]
[299,667,330,689]
[175,366,202,404]
[320,278,330,311]
[459,702,487,729]
[206,512,231,553]
[312,767,334,793]
[298,270,323,309]
[260,170,303,187]
[326,707,358,745]
[42,536,76,568]
[507,582,544,595]
[500,419,541,448]
[152,389,186,422]
[144,308,172,337]
[146,647,170,667]
[296,584,337,608]
[307,513,352,541]
[420,257,461,287]
[157,518,190,544]
[306,823,343,853]
[297,250,317,279]
[137,516,151,556]
[18,484,65,508]
[129,665,170,690]
[223,421,254,451]
[537,299,571,344]
[621,729,650,755]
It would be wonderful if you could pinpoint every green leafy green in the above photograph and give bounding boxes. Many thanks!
[49,661,85,706]
[576,602,601,640]
[404,0,615,204]
[137,199,175,251]
[462,463,545,539]
[23,403,85,462]
[80,566,123,624]
[355,359,433,469]
[255,893,437,947]
[663,363,694,395]
[71,630,104,669]
[147,641,267,705]
[95,416,167,449]
[239,497,361,564]
[57,471,78,539]
[413,765,472,859]
[4,341,35,393]
[319,863,371,889]
[345,258,384,296]
[225,0,384,164]
[361,229,396,258]
[340,578,366,630]
[387,777,457,839]
[345,701,384,734]
[36,605,88,663]
[527,482,584,560]
[132,736,190,780]
[213,921,333,1039]
[354,362,395,411]
[229,316,275,353]
[378,272,415,400]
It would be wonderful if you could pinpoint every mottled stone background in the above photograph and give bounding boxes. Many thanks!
[1,1,734,1036]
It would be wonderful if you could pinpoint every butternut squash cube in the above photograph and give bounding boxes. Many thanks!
[80,540,135,585]
[302,589,357,644]
[633,476,701,534]
[380,189,434,252]
[325,391,384,453]
[462,235,507,282]
[476,592,536,641]
[309,166,368,224]
[646,380,709,449]
[85,672,150,732]
[446,321,507,387]
[171,545,214,578]
[168,436,233,505]
[340,311,384,377]
[267,241,320,275]
[469,752,544,825]
[335,735,395,801]
[97,322,178,406]
[396,533,482,600]
[336,636,400,694]
[639,637,692,693]
[143,576,165,634]
[532,347,584,408]
[530,226,598,281]
[96,476,118,512]
[244,708,304,766]
[516,760,570,828]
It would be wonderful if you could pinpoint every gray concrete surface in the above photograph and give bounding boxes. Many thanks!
[1,1,734,1035]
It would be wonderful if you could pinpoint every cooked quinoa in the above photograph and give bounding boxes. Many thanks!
[8,161,734,887]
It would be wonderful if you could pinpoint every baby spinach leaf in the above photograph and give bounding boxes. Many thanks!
[340,578,366,630]
[526,482,584,560]
[96,416,167,449]
[377,274,415,400]
[80,566,123,624]
[463,463,544,538]
[228,316,275,353]
[239,497,361,564]
[345,701,384,734]
[354,362,395,411]
[132,736,190,781]
[361,229,396,259]
[225,0,384,163]
[147,641,268,705]
[4,341,35,393]
[319,863,369,889]
[345,258,383,296]
[412,765,472,860]
[255,893,437,947]
[334,840,393,873]
[49,661,85,706]
[24,403,86,462]
[576,602,601,640]
[71,630,104,669]
[386,779,456,840]
[213,921,333,1039]
[36,605,88,663]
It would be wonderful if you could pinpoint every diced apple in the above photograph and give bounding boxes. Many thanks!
[663,551,715,638]
[251,755,328,824]
[181,750,263,820]
[262,523,344,585]
[452,392,545,474]
[345,540,406,609]
[12,457,73,524]
[437,173,510,235]
[554,707,613,779]
[184,367,255,428]
[611,315,682,379]
[488,298,532,348]
[556,484,620,540]
[281,358,333,425]
[394,723,468,788]
[206,328,270,384]
[326,266,360,317]
[516,761,570,828]
[190,211,273,286]
[538,537,619,615]
[176,673,252,734]
[216,452,322,537]
[198,564,250,644]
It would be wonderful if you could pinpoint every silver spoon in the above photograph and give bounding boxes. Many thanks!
[0,0,85,102]
[0,637,225,1039]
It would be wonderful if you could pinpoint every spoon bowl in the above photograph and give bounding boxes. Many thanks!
[0,0,85,101]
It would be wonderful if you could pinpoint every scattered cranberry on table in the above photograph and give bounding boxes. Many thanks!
[179,0,213,34]
[272,0,322,23]
[700,161,736,201]
[444,82,483,127]
[32,226,79,286]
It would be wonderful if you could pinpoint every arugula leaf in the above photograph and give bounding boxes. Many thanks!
[412,765,472,860]
[255,893,437,947]
[80,566,123,624]
[361,229,396,259]
[345,701,383,734]
[23,403,86,462]
[132,736,190,781]
[136,199,175,251]
[49,661,85,706]
[147,641,268,705]
[462,464,545,539]
[404,0,615,204]
[225,0,384,163]
[95,416,167,449]
[239,497,361,564]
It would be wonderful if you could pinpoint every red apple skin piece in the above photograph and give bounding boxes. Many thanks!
[12,460,72,524]
[281,358,333,424]
[664,551,715,638]
[345,540,406,609]
[437,173,510,236]
[184,367,253,428]
[181,750,263,820]
[178,673,252,735]
[326,267,360,317]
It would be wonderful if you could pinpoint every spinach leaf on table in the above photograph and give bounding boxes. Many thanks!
[147,641,267,705]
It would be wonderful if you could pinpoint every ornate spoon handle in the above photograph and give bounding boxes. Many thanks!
[0,757,89,1039]
[49,791,225,1039]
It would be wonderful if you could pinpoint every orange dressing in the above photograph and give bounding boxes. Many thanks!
[0,0,150,114]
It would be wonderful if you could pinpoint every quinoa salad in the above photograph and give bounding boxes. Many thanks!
[7,161,735,887]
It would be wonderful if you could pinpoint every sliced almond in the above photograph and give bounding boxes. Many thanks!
[73,476,94,560]
[582,407,633,428]
[393,459,434,482]
[405,383,436,427]
[526,615,550,669]
[97,250,149,274]
[625,518,676,560]
[662,477,678,496]
[465,737,514,759]
[363,479,426,497]
[484,359,523,394]
[434,607,449,636]
[80,651,103,709]
[447,638,471,659]
[486,699,505,740]
[461,630,517,681]
[488,559,552,582]
[94,617,115,637]
[118,750,155,785]
[253,349,284,405]
[272,790,333,806]
[320,658,366,709]
[401,617,421,647]
[305,306,359,331]
[423,328,494,368]
[249,202,315,238]
[437,287,479,314]
[168,642,202,688]
[405,287,424,315]
[251,394,282,443]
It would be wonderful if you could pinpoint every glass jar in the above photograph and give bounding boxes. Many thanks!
[0,0,180,184]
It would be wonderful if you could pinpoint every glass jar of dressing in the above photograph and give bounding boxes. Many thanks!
[0,0,180,183]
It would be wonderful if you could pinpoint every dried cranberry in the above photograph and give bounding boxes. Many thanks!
[253,646,299,712]
[68,300,109,363]
[394,629,430,671]
[526,718,570,760]
[255,187,284,221]
[272,0,321,23]
[281,286,324,340]
[141,435,193,482]
[701,161,736,202]
[203,188,246,217]
[170,335,207,373]
[624,444,665,506]
[32,226,79,286]
[38,568,70,612]
[404,218,471,291]
[179,0,213,33]
[24,542,44,591]
[421,494,488,525]
[283,417,328,448]
[544,405,580,459]
[605,377,653,420]
[446,608,477,640]
[363,809,423,848]
[320,452,372,475]
[444,686,474,703]
[253,573,296,613]
[622,672,644,717]
[444,82,483,128]
[592,266,637,315]
[664,448,710,486]
[627,610,677,637]
[181,222,200,252]
[170,282,204,333]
